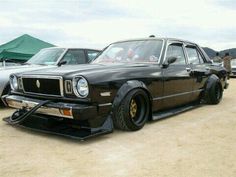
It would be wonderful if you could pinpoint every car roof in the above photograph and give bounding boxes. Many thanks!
[112,37,197,46]
[42,47,101,51]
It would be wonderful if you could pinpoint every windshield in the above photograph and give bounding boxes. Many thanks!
[93,40,163,64]
[27,48,65,65]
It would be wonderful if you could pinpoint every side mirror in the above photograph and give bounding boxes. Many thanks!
[58,60,67,67]
[167,56,177,64]
[162,56,177,68]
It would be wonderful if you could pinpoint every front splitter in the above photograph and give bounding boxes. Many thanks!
[3,115,113,141]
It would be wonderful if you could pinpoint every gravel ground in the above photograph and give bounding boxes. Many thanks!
[0,80,236,177]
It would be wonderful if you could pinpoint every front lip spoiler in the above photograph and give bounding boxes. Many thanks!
[2,95,73,119]
[3,115,113,141]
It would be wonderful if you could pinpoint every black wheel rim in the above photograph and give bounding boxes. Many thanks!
[129,94,147,126]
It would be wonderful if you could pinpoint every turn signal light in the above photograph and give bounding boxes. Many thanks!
[60,108,72,117]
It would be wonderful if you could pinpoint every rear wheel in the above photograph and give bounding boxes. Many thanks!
[205,81,223,104]
[113,89,150,131]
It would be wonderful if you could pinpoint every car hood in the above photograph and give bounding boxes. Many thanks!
[20,63,161,84]
[21,63,158,76]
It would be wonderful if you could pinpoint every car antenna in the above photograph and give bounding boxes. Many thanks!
[149,35,155,38]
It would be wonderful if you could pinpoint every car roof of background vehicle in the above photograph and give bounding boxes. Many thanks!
[42,47,101,51]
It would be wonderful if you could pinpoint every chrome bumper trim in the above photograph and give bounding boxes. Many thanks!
[4,95,73,119]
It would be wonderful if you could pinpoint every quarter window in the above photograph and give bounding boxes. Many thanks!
[166,44,186,65]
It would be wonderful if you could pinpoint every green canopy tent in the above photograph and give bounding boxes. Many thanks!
[0,34,55,63]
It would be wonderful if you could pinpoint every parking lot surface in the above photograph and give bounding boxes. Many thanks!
[0,80,236,177]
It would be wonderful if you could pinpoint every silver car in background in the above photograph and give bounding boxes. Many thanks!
[231,59,236,77]
[0,62,20,67]
[0,47,100,104]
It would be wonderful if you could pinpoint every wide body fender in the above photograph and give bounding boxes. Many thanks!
[111,80,152,117]
[205,74,221,89]
[203,74,222,99]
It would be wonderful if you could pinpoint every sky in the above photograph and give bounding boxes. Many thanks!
[0,0,235,51]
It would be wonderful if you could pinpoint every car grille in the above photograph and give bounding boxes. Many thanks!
[22,77,62,96]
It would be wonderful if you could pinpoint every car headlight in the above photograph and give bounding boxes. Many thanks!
[10,75,18,91]
[73,76,89,98]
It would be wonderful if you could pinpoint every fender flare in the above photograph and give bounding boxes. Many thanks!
[111,80,152,116]
[204,74,222,99]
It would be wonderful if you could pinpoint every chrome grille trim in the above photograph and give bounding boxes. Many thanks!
[21,75,64,97]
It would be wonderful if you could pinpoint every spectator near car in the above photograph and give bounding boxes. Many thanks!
[213,52,222,63]
[223,52,232,79]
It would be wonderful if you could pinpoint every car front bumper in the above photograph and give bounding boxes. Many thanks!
[2,95,114,140]
[2,95,112,121]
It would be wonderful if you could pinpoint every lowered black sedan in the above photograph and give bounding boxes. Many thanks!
[2,38,228,139]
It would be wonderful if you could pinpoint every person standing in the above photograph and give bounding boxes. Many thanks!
[213,52,222,63]
[223,52,232,79]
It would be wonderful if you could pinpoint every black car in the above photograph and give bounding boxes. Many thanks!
[2,38,228,140]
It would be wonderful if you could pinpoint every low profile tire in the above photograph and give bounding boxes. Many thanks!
[205,81,223,105]
[113,89,150,131]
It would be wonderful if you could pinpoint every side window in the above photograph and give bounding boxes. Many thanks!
[186,46,200,64]
[166,44,186,65]
[87,50,100,62]
[61,50,86,65]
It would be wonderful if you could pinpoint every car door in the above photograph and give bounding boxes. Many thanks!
[161,42,193,109]
[185,44,209,102]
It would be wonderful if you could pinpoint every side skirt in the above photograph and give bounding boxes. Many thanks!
[152,103,201,121]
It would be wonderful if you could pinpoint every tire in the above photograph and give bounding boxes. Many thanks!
[113,89,150,131]
[205,81,223,105]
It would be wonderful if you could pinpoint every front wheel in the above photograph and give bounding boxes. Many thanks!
[113,89,150,131]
